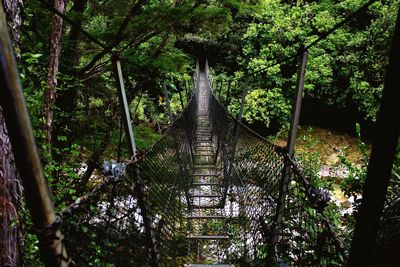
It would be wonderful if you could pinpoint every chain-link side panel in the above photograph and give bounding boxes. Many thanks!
[60,72,198,266]
[208,67,347,266]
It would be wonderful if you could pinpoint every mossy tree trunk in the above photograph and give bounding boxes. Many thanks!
[0,108,22,267]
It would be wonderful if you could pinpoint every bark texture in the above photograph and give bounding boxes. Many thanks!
[0,108,22,267]
[45,0,66,154]
[1,0,23,59]
[1,1,23,265]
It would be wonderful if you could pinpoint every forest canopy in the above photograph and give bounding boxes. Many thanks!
[1,0,399,265]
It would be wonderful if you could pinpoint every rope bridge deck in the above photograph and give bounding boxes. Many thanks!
[55,60,347,266]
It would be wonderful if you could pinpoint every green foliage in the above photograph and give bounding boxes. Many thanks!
[14,0,400,264]
[217,0,399,126]
[295,127,323,173]
[228,88,291,127]
[134,125,161,150]
[339,124,369,203]
[22,226,42,266]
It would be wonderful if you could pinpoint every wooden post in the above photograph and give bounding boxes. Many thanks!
[286,46,308,157]
[224,80,232,109]
[268,46,308,264]
[112,54,161,266]
[112,54,137,159]
[184,77,190,101]
[163,80,174,123]
[347,7,400,266]
[0,6,68,266]
[218,80,223,100]
[176,79,185,110]
[237,77,249,123]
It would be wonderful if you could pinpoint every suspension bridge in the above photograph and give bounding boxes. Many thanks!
[57,58,346,266]
[1,0,400,266]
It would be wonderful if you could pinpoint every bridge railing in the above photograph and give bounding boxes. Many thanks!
[59,66,200,266]
[274,158,347,266]
[206,66,347,266]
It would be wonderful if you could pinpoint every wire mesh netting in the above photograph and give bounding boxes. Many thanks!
[206,61,347,266]
[53,61,347,266]
[60,82,197,266]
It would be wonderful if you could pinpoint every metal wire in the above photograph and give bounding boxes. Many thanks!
[54,62,348,266]
[208,62,347,266]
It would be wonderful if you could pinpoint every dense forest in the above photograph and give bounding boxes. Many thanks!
[1,0,400,266]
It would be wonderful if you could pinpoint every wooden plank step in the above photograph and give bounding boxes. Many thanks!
[194,162,214,166]
[191,204,223,209]
[194,150,213,153]
[196,136,211,139]
[194,156,214,159]
[188,215,226,219]
[187,235,229,240]
[192,182,220,186]
[195,145,214,149]
[194,159,214,164]
[197,138,211,141]
[192,173,217,177]
[189,194,222,198]
[194,152,214,156]
[194,149,214,152]
[193,165,216,169]
[195,143,213,146]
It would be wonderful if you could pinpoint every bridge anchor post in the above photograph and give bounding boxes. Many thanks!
[112,54,161,267]
[268,45,308,265]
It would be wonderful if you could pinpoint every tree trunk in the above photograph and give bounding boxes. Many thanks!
[54,0,87,143]
[1,0,23,60]
[45,0,66,155]
[1,1,23,265]
[0,108,22,267]
[64,0,88,66]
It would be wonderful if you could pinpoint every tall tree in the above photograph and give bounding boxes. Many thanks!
[45,0,66,154]
[0,109,22,267]
[2,0,22,59]
[1,1,23,265]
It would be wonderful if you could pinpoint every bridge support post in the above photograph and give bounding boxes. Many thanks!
[286,45,308,158]
[268,45,308,264]
[237,77,249,124]
[112,53,137,159]
[176,79,185,110]
[224,80,232,109]
[218,79,223,99]
[347,7,400,266]
[163,80,174,123]
[0,6,69,266]
[112,55,161,267]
